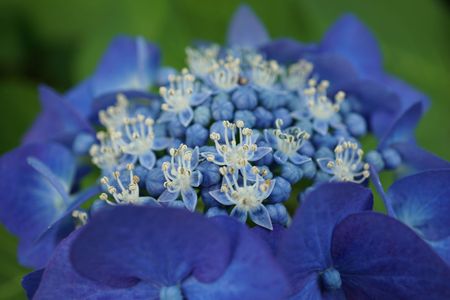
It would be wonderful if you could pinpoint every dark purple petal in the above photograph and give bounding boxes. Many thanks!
[277,182,372,294]
[70,206,232,288]
[320,14,382,78]
[183,217,290,300]
[227,5,269,48]
[379,102,422,148]
[332,212,450,299]
[93,36,160,96]
[23,85,93,145]
[252,224,286,254]
[35,230,156,300]
[393,142,450,174]
[386,170,450,263]
[22,269,44,300]
[259,38,318,64]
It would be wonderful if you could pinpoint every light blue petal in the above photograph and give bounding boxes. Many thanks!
[181,188,198,212]
[313,119,329,135]
[139,151,156,170]
[158,190,179,202]
[190,147,200,169]
[178,107,194,127]
[152,137,171,151]
[201,151,225,164]
[289,153,311,166]
[190,170,202,187]
[251,146,272,161]
[249,204,273,230]
[230,206,248,223]
[273,150,288,164]
[158,111,177,123]
[190,92,210,106]
[209,190,234,206]
[138,196,160,207]
[316,158,335,175]
[263,129,277,146]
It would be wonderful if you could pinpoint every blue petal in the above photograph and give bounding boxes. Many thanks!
[230,206,248,223]
[227,5,269,48]
[0,143,75,241]
[190,170,202,187]
[386,170,450,264]
[181,188,198,212]
[34,230,158,299]
[190,147,200,169]
[289,153,311,166]
[157,111,177,123]
[332,212,450,298]
[394,142,450,174]
[152,137,171,151]
[209,189,234,206]
[249,204,273,230]
[320,14,382,78]
[23,85,93,145]
[183,217,290,300]
[22,269,44,300]
[158,189,179,202]
[313,119,329,136]
[137,196,160,207]
[263,129,277,146]
[379,102,422,149]
[178,107,194,127]
[71,206,233,287]
[277,182,372,294]
[251,146,272,161]
[64,78,94,118]
[273,150,288,164]
[316,157,335,175]
[260,38,318,64]
[92,36,160,96]
[138,151,156,170]
[201,151,225,165]
[190,92,210,106]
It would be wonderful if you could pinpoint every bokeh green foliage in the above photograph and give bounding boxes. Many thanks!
[0,0,448,298]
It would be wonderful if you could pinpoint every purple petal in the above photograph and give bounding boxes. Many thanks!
[35,230,157,299]
[181,188,198,212]
[249,204,273,230]
[93,36,160,96]
[386,170,450,264]
[23,85,93,145]
[227,5,269,48]
[70,206,232,287]
[183,217,290,299]
[252,225,286,255]
[22,269,44,300]
[277,182,373,294]
[332,212,450,299]
[320,14,382,78]
[394,142,450,174]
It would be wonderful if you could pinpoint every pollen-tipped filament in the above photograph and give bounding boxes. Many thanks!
[273,119,310,157]
[209,55,240,91]
[304,80,345,121]
[282,59,313,91]
[160,69,195,113]
[186,44,220,77]
[162,144,194,193]
[100,164,141,205]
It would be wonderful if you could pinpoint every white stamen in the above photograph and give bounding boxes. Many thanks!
[186,44,220,77]
[272,119,310,157]
[304,80,345,121]
[282,59,313,91]
[100,164,143,205]
[249,55,280,89]
[162,144,195,193]
[209,55,240,91]
[160,69,196,113]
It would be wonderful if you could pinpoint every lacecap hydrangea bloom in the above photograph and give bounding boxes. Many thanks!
[0,4,449,300]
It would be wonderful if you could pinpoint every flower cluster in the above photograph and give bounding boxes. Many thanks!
[1,5,450,300]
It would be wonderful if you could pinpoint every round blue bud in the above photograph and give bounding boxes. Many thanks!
[197,161,221,187]
[201,184,222,207]
[266,204,289,226]
[254,106,274,128]
[206,207,229,218]
[234,110,256,128]
[168,117,186,139]
[312,134,337,149]
[298,140,314,157]
[273,108,292,128]
[345,113,367,137]
[186,124,208,147]
[211,93,234,121]
[382,148,402,169]
[259,89,286,110]
[153,123,167,137]
[301,160,317,179]
[314,146,334,160]
[321,268,342,291]
[145,168,166,198]
[268,177,292,203]
[232,86,258,110]
[366,150,385,171]
[339,99,352,115]
[281,162,304,184]
[194,105,211,126]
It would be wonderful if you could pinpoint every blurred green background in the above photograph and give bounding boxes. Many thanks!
[0,0,449,298]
